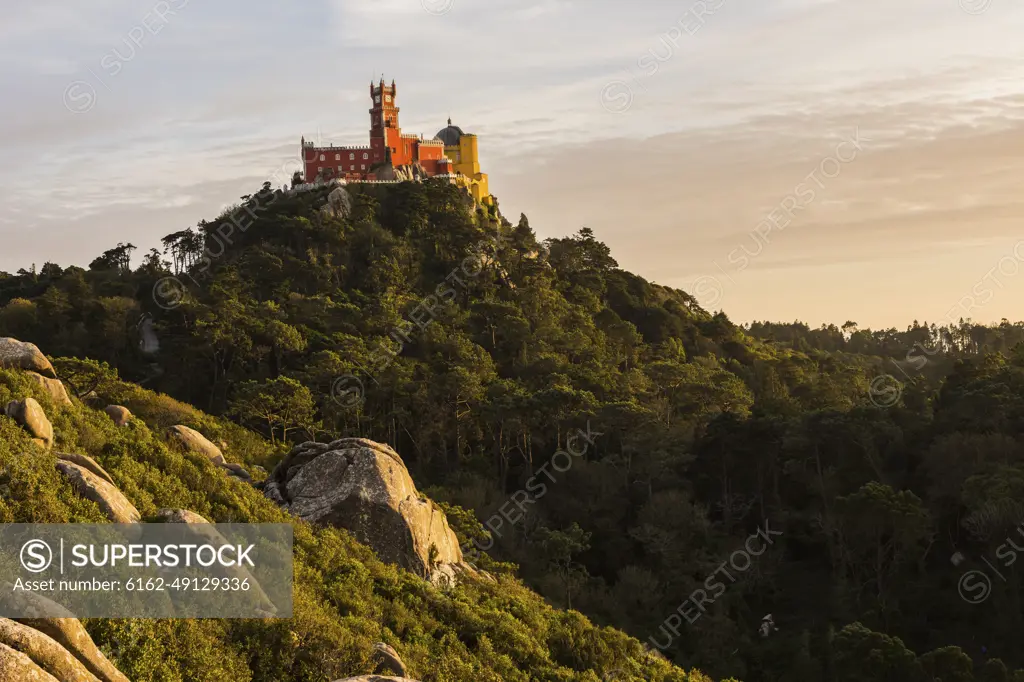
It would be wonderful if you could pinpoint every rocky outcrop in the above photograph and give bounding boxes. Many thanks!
[0,619,100,681]
[322,186,352,219]
[0,641,58,681]
[166,426,253,480]
[264,438,467,584]
[138,316,159,356]
[103,406,132,427]
[393,164,430,182]
[0,338,71,408]
[167,426,225,464]
[56,454,114,486]
[5,398,54,448]
[375,164,397,181]
[372,643,408,677]
[55,461,140,524]
[219,462,251,481]
[0,338,56,378]
[154,508,209,524]
[0,588,75,619]
[15,619,130,682]
[374,163,430,183]
[25,373,72,408]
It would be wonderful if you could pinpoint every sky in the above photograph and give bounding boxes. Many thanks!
[2,0,1024,329]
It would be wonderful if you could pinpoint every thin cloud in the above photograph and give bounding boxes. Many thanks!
[3,0,1024,326]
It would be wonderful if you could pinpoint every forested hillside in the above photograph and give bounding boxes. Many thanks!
[0,352,692,681]
[3,178,1024,681]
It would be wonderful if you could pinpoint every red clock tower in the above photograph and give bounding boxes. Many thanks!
[370,78,409,165]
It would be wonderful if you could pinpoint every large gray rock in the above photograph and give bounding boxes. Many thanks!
[5,398,53,448]
[103,406,132,427]
[372,642,408,677]
[0,339,56,379]
[55,462,140,524]
[0,618,99,681]
[167,426,225,464]
[264,438,467,584]
[25,373,72,408]
[15,619,130,682]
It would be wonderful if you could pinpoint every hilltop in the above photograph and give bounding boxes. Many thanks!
[3,178,1024,681]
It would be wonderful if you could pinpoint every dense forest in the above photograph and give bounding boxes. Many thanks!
[3,178,1024,681]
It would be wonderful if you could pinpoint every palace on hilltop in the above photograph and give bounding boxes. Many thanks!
[301,78,492,206]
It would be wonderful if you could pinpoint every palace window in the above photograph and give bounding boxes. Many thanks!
[320,154,325,161]
[349,153,355,160]
[363,153,369,159]
[335,154,340,160]
[361,164,366,170]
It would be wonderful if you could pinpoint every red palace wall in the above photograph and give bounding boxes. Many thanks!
[418,144,444,160]
[304,146,374,182]
[417,143,448,175]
